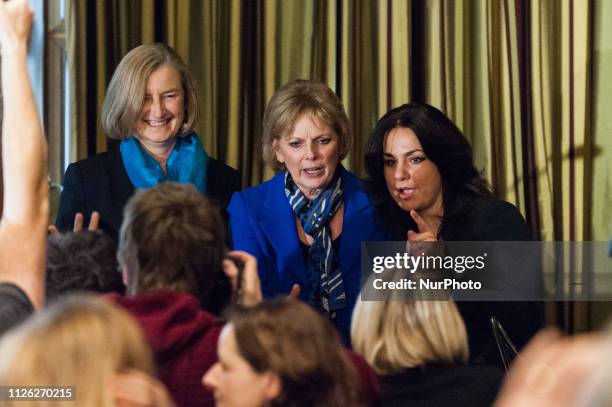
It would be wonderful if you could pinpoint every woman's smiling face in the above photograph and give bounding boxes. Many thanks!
[134,64,185,147]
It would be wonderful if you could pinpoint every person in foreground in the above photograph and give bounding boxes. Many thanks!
[494,328,608,407]
[352,270,504,407]
[0,0,48,335]
[0,295,175,407]
[364,102,543,364]
[229,79,388,343]
[109,181,261,407]
[56,43,241,240]
[203,297,366,407]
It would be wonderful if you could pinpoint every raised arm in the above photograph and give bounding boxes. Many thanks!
[0,0,49,308]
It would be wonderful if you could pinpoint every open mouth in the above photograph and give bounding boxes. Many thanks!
[302,167,324,177]
[144,119,170,127]
[397,187,415,199]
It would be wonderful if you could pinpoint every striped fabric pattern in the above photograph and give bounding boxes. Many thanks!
[284,171,346,315]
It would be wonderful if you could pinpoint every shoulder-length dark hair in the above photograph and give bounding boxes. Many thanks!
[364,103,491,239]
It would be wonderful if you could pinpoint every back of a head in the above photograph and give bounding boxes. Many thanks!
[230,297,362,407]
[118,182,226,300]
[352,269,469,375]
[0,295,154,407]
[46,230,123,303]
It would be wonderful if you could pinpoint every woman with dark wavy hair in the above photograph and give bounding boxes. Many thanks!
[364,102,543,366]
[364,103,497,241]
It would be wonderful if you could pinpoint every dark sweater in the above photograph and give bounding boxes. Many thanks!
[380,363,504,407]
[107,291,222,407]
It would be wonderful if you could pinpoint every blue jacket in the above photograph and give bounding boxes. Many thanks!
[228,167,388,344]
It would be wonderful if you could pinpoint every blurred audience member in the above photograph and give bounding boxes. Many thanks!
[352,270,504,407]
[494,329,606,407]
[0,0,48,335]
[46,230,123,303]
[0,295,175,407]
[203,297,368,407]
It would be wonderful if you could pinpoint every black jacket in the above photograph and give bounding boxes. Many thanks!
[380,363,504,407]
[56,149,241,241]
[441,197,544,367]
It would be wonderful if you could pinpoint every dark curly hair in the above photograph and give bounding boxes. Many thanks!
[46,230,123,303]
[364,103,491,239]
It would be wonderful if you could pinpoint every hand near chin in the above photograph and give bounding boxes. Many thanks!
[406,210,437,241]
[406,210,438,256]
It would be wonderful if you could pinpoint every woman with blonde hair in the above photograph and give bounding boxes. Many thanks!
[352,270,504,407]
[228,79,388,344]
[56,43,240,240]
[0,295,174,406]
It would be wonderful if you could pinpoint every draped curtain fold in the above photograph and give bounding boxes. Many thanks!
[66,1,610,315]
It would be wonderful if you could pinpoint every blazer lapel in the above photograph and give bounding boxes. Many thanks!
[259,174,308,290]
[109,149,135,233]
[337,169,377,274]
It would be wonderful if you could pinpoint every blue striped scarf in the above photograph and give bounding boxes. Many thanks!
[285,170,346,315]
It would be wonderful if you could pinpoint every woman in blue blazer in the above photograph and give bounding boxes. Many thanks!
[229,80,387,344]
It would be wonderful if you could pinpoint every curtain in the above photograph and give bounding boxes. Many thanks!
[66,0,610,328]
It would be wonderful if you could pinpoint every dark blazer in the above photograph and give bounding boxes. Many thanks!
[228,167,388,344]
[441,197,534,241]
[380,363,504,407]
[56,149,241,240]
[441,197,544,367]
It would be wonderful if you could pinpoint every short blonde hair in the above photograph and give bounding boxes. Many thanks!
[101,43,197,140]
[351,270,469,375]
[262,79,352,171]
[0,295,154,407]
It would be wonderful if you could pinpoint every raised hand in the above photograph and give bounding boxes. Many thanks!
[49,211,100,236]
[0,0,48,309]
[0,0,34,53]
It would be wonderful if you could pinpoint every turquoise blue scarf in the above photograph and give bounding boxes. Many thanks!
[120,132,208,193]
